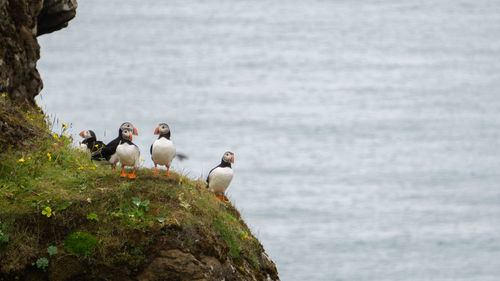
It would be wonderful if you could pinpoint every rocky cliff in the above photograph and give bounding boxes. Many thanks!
[0,0,77,104]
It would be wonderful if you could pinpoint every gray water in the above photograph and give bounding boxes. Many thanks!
[37,0,500,280]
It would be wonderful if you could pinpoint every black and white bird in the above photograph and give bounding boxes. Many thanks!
[116,128,140,179]
[101,122,138,170]
[150,123,176,176]
[206,151,235,203]
[79,130,105,161]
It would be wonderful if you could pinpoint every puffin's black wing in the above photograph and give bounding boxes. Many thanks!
[176,152,188,161]
[150,144,153,155]
[105,137,120,148]
[101,137,120,160]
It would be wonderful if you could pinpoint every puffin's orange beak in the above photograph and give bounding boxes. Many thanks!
[130,134,133,141]
[133,128,138,136]
[154,127,159,135]
[231,155,235,163]
[79,131,85,137]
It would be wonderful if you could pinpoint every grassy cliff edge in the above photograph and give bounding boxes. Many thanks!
[0,96,279,280]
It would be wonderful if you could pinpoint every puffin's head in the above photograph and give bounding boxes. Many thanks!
[154,123,170,135]
[79,130,96,139]
[222,151,235,164]
[121,128,134,141]
[120,122,138,135]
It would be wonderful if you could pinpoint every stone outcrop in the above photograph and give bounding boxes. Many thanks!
[0,0,77,105]
[137,249,279,281]
[37,0,77,36]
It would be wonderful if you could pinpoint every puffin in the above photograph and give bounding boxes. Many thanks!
[150,123,176,176]
[149,123,188,177]
[101,122,138,170]
[206,151,235,203]
[116,128,140,179]
[78,130,105,160]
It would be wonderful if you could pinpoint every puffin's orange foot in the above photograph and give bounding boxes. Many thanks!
[128,173,136,179]
[152,169,159,174]
[120,172,127,178]
[213,193,222,201]
[111,165,116,170]
[221,194,230,204]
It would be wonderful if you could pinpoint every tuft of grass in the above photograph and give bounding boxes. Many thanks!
[64,232,98,257]
[214,215,242,258]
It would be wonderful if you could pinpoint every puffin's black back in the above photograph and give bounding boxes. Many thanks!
[83,135,106,161]
[101,128,122,160]
[90,141,106,161]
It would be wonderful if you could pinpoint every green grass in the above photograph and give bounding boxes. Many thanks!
[0,95,267,278]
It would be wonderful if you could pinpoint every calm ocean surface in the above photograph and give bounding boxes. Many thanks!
[37,0,500,280]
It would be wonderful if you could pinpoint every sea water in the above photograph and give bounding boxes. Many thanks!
[37,0,500,280]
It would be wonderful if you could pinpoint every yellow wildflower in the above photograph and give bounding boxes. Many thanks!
[18,158,25,163]
[27,156,31,160]
[53,134,59,140]
[77,166,84,170]
[47,153,52,161]
[62,122,67,128]
[90,166,96,170]
[179,178,183,183]
[62,133,66,138]
[239,231,248,240]
[94,144,99,148]
[41,206,52,218]
[1,93,6,98]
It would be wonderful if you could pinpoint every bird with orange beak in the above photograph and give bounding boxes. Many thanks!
[206,151,235,203]
[116,128,140,179]
[101,122,138,170]
[151,123,176,176]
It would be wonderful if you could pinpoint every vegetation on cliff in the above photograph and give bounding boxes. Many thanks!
[0,95,278,280]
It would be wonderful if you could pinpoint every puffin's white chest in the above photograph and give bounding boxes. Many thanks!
[208,167,233,193]
[152,138,176,166]
[116,142,140,167]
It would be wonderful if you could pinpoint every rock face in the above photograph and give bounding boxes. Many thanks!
[37,0,78,36]
[137,249,279,281]
[0,0,77,104]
